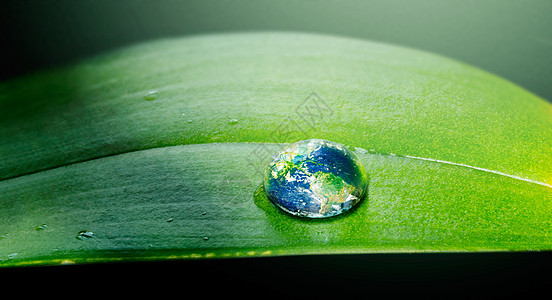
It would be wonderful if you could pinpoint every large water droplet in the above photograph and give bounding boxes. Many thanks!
[263,139,368,218]
[76,230,94,240]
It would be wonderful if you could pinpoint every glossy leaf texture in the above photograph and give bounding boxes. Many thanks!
[1,32,551,267]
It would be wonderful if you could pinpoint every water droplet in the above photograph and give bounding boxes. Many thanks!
[187,120,193,124]
[35,224,48,231]
[263,139,368,218]
[203,236,209,241]
[76,230,94,240]
[0,233,8,239]
[143,90,159,101]
[166,218,174,223]
[353,147,368,154]
[7,253,18,260]
[229,119,239,125]
[201,212,207,216]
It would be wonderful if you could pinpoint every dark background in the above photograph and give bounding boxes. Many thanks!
[1,0,552,102]
[1,0,551,291]
[2,253,550,294]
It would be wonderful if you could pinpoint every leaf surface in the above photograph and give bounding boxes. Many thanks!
[1,33,551,266]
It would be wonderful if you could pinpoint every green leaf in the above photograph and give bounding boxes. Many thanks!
[1,32,551,267]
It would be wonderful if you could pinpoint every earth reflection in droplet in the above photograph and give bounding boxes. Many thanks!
[263,139,368,218]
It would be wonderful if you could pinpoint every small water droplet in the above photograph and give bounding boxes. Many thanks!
[35,224,48,231]
[7,253,18,260]
[187,120,193,124]
[228,119,239,125]
[76,230,94,240]
[203,236,209,241]
[201,212,207,216]
[166,218,174,223]
[144,90,159,101]
[0,233,8,239]
[353,147,368,154]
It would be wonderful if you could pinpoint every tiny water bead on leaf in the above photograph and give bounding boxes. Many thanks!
[34,224,47,231]
[263,139,369,218]
[75,230,94,240]
[143,90,159,101]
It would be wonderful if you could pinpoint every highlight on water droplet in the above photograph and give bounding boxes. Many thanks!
[229,119,239,125]
[143,90,159,101]
[76,230,94,240]
[263,139,369,218]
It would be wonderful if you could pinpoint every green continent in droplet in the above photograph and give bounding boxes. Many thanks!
[310,171,356,214]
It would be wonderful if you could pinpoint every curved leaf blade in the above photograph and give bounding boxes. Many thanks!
[1,33,550,183]
[1,33,551,266]
[1,143,551,266]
